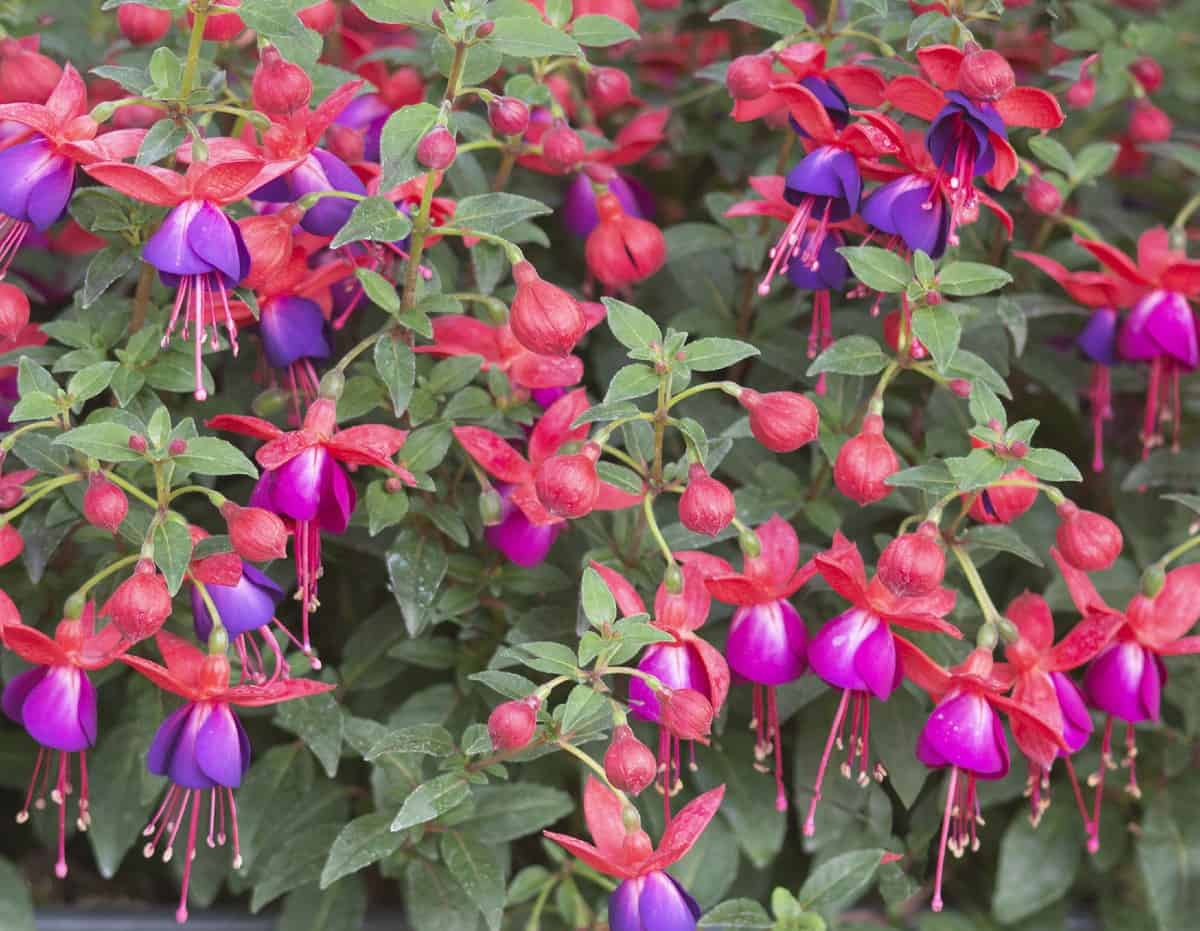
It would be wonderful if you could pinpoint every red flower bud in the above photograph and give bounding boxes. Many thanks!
[877,522,945,597]
[1129,103,1172,143]
[585,192,666,288]
[726,54,774,101]
[169,438,187,456]
[103,561,172,641]
[0,523,23,567]
[1129,57,1164,93]
[948,379,972,397]
[417,126,457,170]
[251,45,313,117]
[678,464,735,537]
[128,434,148,454]
[738,389,819,453]
[487,696,540,750]
[541,122,585,173]
[603,725,657,795]
[534,443,601,519]
[475,20,495,39]
[0,283,30,338]
[222,502,289,562]
[587,67,634,116]
[967,466,1037,524]
[190,0,245,41]
[1065,77,1095,110]
[660,688,713,743]
[83,473,128,534]
[1055,501,1123,571]
[0,39,62,105]
[1024,174,1062,216]
[488,96,530,136]
[117,3,173,45]
[298,0,338,33]
[509,261,586,356]
[956,49,1015,101]
[882,310,927,359]
[834,414,899,506]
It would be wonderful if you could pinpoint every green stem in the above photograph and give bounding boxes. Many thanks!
[333,325,390,375]
[1,419,61,451]
[556,739,628,804]
[950,544,1001,625]
[1156,532,1200,569]
[456,138,503,154]
[192,578,226,636]
[436,227,524,263]
[104,471,162,510]
[600,443,645,475]
[70,552,142,602]
[642,494,674,569]
[167,483,225,506]
[668,380,737,409]
[0,473,82,524]
[180,0,210,102]
[1171,191,1200,233]
[524,879,557,931]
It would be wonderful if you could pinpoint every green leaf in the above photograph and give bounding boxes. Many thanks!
[605,363,660,403]
[490,17,581,57]
[1137,780,1200,931]
[251,821,345,912]
[387,532,448,636]
[838,246,910,293]
[380,102,441,189]
[9,392,60,422]
[560,684,608,734]
[682,337,759,372]
[993,803,1081,923]
[365,724,455,760]
[404,860,480,931]
[711,0,811,34]
[797,847,884,918]
[67,361,119,408]
[374,336,417,418]
[698,899,773,930]
[886,461,956,493]
[937,262,1013,297]
[349,0,440,26]
[441,832,505,931]
[172,436,258,477]
[330,195,412,249]
[1021,447,1083,482]
[153,516,194,594]
[275,691,344,779]
[1028,135,1075,175]
[451,192,551,234]
[1072,141,1119,183]
[392,773,470,832]
[603,297,662,351]
[86,719,165,878]
[55,422,143,461]
[581,565,617,627]
[82,246,137,308]
[320,813,405,889]
[0,858,34,931]
[471,784,574,843]
[356,267,401,313]
[278,876,367,931]
[18,357,58,396]
[946,448,1005,492]
[572,401,640,427]
[1145,142,1200,175]
[807,335,890,377]
[964,524,1044,567]
[870,688,928,807]
[571,13,639,45]
[427,355,482,395]
[911,304,961,373]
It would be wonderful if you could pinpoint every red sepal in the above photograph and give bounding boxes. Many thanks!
[991,692,1068,752]
[528,389,589,466]
[886,75,944,121]
[509,353,584,390]
[639,785,726,874]
[776,84,837,144]
[917,45,964,90]
[705,573,770,605]
[815,532,868,605]
[1162,261,1200,296]
[190,552,244,588]
[895,635,951,699]
[1050,547,1112,618]
[257,431,318,471]
[593,482,645,512]
[1010,671,1062,769]
[45,63,88,124]
[825,65,886,106]
[189,159,269,203]
[206,414,286,442]
[0,103,55,137]
[1129,563,1200,649]
[224,677,337,707]
[686,633,731,714]
[121,654,191,699]
[3,624,68,667]
[82,161,184,206]
[542,832,631,879]
[327,425,408,462]
[983,133,1018,191]
[1075,237,1151,286]
[1048,611,1124,671]
[994,87,1064,130]
[451,427,532,484]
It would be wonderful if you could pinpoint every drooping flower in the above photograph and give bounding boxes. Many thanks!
[544,777,724,931]
[2,603,126,879]
[208,398,414,658]
[591,555,731,821]
[191,557,287,684]
[705,515,817,810]
[802,532,959,834]
[122,632,334,923]
[561,171,653,238]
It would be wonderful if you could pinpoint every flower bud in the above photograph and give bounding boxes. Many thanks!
[587,67,634,116]
[877,522,945,596]
[298,0,338,32]
[488,96,530,136]
[222,502,289,562]
[882,310,926,359]
[1129,57,1164,93]
[956,48,1016,101]
[738,389,819,453]
[475,20,495,38]
[534,443,601,519]
[604,725,657,795]
[660,688,713,743]
[726,54,774,101]
[541,122,585,173]
[83,473,128,534]
[834,414,898,506]
[252,45,313,117]
[0,283,30,338]
[509,261,586,357]
[678,464,735,537]
[967,467,1037,524]
[585,192,666,288]
[487,696,540,750]
[104,561,172,641]
[1024,174,1062,215]
[0,39,62,104]
[0,523,23,567]
[417,126,457,170]
[168,438,187,456]
[117,3,173,45]
[948,379,972,397]
[128,434,148,454]
[1055,501,1122,571]
[1129,103,1172,143]
[190,1,245,41]
[1065,76,1095,110]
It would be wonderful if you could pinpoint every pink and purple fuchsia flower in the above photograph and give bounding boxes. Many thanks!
[191,562,287,683]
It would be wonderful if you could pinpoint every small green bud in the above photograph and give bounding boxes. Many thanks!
[1141,563,1167,598]
[663,562,683,594]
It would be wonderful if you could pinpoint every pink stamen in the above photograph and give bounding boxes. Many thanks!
[768,687,786,812]
[176,793,201,925]
[804,688,850,836]
[931,766,959,912]
[54,753,68,879]
[1087,717,1114,854]
[757,197,816,296]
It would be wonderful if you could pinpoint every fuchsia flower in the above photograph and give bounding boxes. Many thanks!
[1003,587,1121,833]
[591,556,731,821]
[208,398,414,658]
[122,633,334,923]
[452,390,642,564]
[1053,546,1200,850]
[3,602,126,879]
[544,777,724,931]
[84,157,292,400]
[0,63,143,273]
[704,515,817,810]
[900,643,1066,912]
[802,532,959,834]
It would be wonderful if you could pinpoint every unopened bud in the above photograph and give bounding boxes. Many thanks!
[488,96,530,136]
[417,126,457,170]
[168,439,187,456]
[487,696,540,750]
[726,54,774,101]
[128,434,148,453]
[604,725,657,795]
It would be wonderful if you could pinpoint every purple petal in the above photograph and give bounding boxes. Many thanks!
[186,200,245,284]
[629,642,708,723]
[195,703,247,788]
[787,230,848,291]
[1077,307,1120,366]
[268,446,327,522]
[259,295,333,369]
[2,666,47,725]
[483,488,560,566]
[724,598,807,686]
[1084,641,1160,723]
[143,200,211,277]
[27,154,75,231]
[609,879,642,931]
[916,691,1009,778]
[192,562,285,638]
[294,150,367,236]
[168,703,219,790]
[1050,671,1093,754]
[639,871,700,931]
[148,703,193,777]
[0,136,57,223]
[561,172,646,238]
[22,666,96,752]
[316,455,356,534]
[889,183,949,258]
[785,146,853,202]
[801,76,850,129]
[855,617,899,700]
